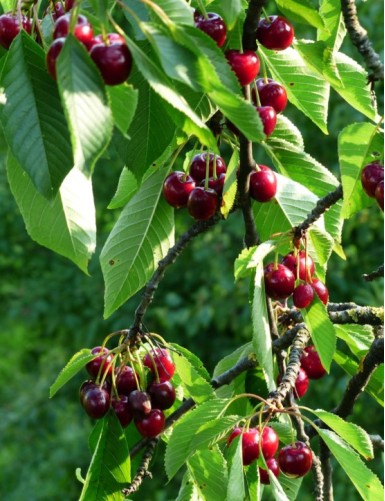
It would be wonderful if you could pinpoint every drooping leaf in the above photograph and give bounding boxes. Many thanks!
[170,343,211,382]
[245,462,261,501]
[0,32,73,197]
[269,472,290,501]
[234,246,258,281]
[187,446,228,500]
[7,154,96,273]
[267,114,304,151]
[277,475,303,501]
[56,36,113,176]
[314,409,373,459]
[227,435,245,501]
[107,167,138,210]
[338,122,383,218]
[276,0,326,29]
[259,46,330,134]
[318,429,384,501]
[165,399,227,480]
[107,84,138,135]
[100,166,174,318]
[335,324,374,358]
[175,471,200,501]
[213,342,253,379]
[318,0,346,52]
[79,413,131,501]
[221,147,239,218]
[172,350,214,403]
[50,349,93,398]
[190,415,242,452]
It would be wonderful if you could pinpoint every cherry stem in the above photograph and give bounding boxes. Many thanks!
[252,80,262,107]
[204,151,210,190]
[218,393,270,418]
[259,54,269,84]
[143,340,161,383]
[262,7,271,23]
[196,0,208,19]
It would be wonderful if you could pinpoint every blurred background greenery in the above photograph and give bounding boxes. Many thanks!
[0,1,383,499]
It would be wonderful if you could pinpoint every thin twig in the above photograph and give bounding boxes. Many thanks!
[122,439,158,496]
[319,439,334,501]
[369,434,384,451]
[363,264,384,282]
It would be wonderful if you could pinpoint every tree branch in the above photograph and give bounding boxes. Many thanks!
[369,434,384,451]
[280,304,384,326]
[319,439,334,501]
[362,264,384,282]
[123,439,158,496]
[242,0,268,51]
[341,0,384,81]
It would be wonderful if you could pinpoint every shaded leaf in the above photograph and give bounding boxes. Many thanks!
[187,446,228,501]
[227,435,245,501]
[107,85,138,135]
[107,167,138,210]
[276,0,326,29]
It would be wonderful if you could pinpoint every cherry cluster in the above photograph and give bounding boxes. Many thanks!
[0,13,32,49]
[361,161,384,211]
[227,425,312,482]
[264,250,329,309]
[80,346,176,438]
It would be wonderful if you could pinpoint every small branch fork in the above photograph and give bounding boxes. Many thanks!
[362,264,384,282]
[341,0,384,81]
[122,439,158,496]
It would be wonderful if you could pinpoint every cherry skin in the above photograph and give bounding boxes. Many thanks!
[194,11,227,48]
[81,382,110,419]
[0,14,31,49]
[111,395,133,428]
[375,180,384,211]
[264,263,295,300]
[225,49,260,86]
[300,346,326,379]
[294,368,309,398]
[260,426,279,459]
[227,427,260,465]
[256,16,294,51]
[249,165,277,202]
[90,36,132,86]
[254,78,288,113]
[52,2,66,21]
[162,171,196,208]
[200,173,226,196]
[189,153,227,183]
[53,13,94,48]
[278,441,313,478]
[116,365,138,396]
[187,187,218,220]
[135,409,165,437]
[46,37,66,80]
[147,380,176,410]
[361,162,384,198]
[128,390,152,417]
[259,457,280,485]
[86,346,113,379]
[311,278,329,305]
[293,283,314,309]
[257,106,277,136]
[143,348,175,381]
[282,251,315,281]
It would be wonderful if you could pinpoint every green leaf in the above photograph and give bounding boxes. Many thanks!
[277,475,303,501]
[79,413,131,501]
[245,463,261,501]
[302,294,336,372]
[187,446,228,500]
[208,0,243,29]
[333,350,384,406]
[100,167,174,318]
[213,343,253,379]
[7,154,96,273]
[172,350,214,403]
[276,0,326,29]
[259,46,329,134]
[190,415,242,452]
[318,0,346,51]
[269,472,290,501]
[107,167,138,210]
[338,123,384,218]
[267,115,304,151]
[49,348,92,398]
[221,147,239,218]
[234,247,258,281]
[335,324,374,358]
[308,226,334,267]
[0,32,73,197]
[56,36,113,176]
[227,436,245,501]
[145,0,193,25]
[313,409,373,459]
[170,343,211,382]
[176,471,199,501]
[165,399,227,480]
[318,429,384,501]
[107,85,138,136]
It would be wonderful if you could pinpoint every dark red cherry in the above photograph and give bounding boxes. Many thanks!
[147,380,176,410]
[361,162,384,198]
[264,263,295,300]
[143,348,175,381]
[135,409,165,437]
[86,346,113,379]
[128,390,152,417]
[111,395,133,428]
[300,346,326,379]
[256,16,294,51]
[260,426,279,459]
[227,427,260,465]
[194,11,227,48]
[116,365,138,395]
[293,283,314,309]
[257,106,277,136]
[311,278,329,305]
[187,187,218,220]
[65,0,74,10]
[249,165,277,202]
[52,2,66,20]
[0,14,31,49]
[90,36,132,86]
[254,78,288,113]
[294,368,309,398]
[375,180,384,211]
[163,171,196,208]
[225,49,260,86]
[189,153,227,183]
[200,173,226,196]
[259,457,280,485]
[46,37,66,80]
[53,13,94,48]
[282,251,315,281]
[81,383,110,419]
[278,442,313,478]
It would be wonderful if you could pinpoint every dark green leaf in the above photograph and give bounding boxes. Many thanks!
[107,85,138,136]
[107,167,138,210]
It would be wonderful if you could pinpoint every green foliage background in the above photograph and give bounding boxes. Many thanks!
[0,1,383,500]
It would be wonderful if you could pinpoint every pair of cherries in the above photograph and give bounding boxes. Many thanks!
[361,161,384,211]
